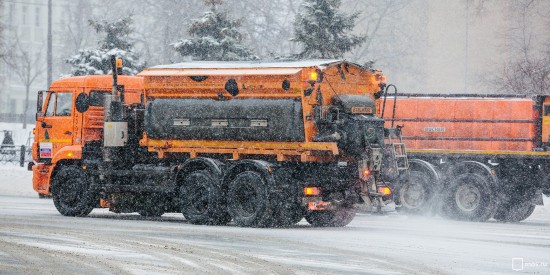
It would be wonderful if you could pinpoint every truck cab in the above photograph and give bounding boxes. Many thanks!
[31,75,143,196]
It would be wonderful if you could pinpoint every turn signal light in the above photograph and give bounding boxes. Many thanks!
[363,169,370,177]
[310,71,318,81]
[304,187,321,196]
[377,186,392,196]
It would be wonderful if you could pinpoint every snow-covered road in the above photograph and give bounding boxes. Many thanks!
[1,165,549,274]
[0,194,549,274]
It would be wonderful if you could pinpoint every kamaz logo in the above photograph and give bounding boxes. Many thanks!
[424,127,446,133]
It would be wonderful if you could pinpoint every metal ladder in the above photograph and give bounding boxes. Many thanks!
[385,128,409,172]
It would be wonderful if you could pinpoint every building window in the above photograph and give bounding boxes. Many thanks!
[35,7,41,27]
[22,6,28,25]
[8,4,15,25]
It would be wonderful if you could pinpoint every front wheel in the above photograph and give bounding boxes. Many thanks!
[51,165,97,217]
[398,171,433,214]
[305,208,356,227]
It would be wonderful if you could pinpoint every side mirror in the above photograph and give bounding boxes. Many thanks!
[36,91,45,118]
[37,91,44,113]
[75,92,90,113]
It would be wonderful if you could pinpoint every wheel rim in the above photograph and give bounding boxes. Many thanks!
[188,175,210,214]
[234,180,258,217]
[57,177,84,208]
[401,183,426,209]
[455,184,481,212]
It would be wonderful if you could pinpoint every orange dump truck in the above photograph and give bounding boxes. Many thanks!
[31,58,408,227]
[383,93,549,222]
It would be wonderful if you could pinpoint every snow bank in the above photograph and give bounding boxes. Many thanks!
[0,165,35,197]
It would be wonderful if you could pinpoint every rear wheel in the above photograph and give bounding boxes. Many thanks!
[443,173,497,221]
[51,165,97,217]
[494,201,535,222]
[180,170,230,225]
[270,169,303,227]
[227,171,272,227]
[305,208,356,227]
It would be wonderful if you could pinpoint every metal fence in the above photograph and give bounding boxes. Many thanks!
[0,145,32,166]
[0,113,35,124]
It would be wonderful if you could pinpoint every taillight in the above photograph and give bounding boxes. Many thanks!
[304,187,321,196]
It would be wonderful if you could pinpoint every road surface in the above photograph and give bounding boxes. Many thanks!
[1,194,549,274]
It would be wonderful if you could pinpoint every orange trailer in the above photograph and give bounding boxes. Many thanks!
[381,93,549,222]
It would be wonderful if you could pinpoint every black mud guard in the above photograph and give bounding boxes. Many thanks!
[408,159,441,185]
[177,157,226,186]
[445,161,498,188]
[223,159,276,189]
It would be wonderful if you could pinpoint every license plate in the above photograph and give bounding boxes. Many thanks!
[351,107,373,114]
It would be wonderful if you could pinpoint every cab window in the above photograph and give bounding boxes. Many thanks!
[55,93,73,116]
[44,92,73,117]
[544,105,550,116]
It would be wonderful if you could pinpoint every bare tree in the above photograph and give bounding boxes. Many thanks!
[2,36,46,129]
[468,0,550,94]
[495,0,550,95]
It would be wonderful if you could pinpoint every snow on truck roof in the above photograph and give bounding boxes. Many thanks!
[139,59,358,76]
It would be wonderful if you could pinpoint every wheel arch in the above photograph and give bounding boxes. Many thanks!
[176,157,225,186]
[223,160,275,190]
[48,159,82,193]
[408,158,441,184]
[445,160,498,188]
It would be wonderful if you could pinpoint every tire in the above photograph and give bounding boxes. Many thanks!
[51,165,97,217]
[180,170,230,225]
[227,171,272,227]
[494,201,536,222]
[305,208,356,227]
[398,171,434,214]
[443,173,497,222]
[270,170,303,227]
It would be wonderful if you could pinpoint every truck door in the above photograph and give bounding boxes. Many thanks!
[35,91,74,161]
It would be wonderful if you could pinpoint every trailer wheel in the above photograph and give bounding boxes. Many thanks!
[51,165,96,217]
[180,170,230,225]
[443,173,497,221]
[305,208,356,227]
[494,201,536,222]
[396,159,439,214]
[227,171,272,227]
